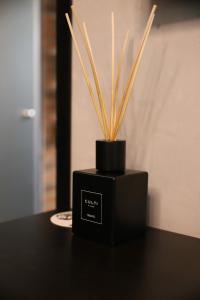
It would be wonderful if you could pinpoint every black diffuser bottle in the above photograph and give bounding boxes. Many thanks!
[72,140,148,245]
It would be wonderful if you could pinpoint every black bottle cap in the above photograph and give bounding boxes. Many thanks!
[96,140,126,172]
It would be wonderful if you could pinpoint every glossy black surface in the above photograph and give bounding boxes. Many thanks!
[0,212,200,300]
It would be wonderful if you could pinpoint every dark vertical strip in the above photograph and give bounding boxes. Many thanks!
[56,0,72,210]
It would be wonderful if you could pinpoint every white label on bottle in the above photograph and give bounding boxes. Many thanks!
[81,190,102,224]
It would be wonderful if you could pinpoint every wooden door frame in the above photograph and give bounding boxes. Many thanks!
[56,0,72,211]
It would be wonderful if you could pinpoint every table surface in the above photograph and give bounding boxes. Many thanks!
[0,212,200,300]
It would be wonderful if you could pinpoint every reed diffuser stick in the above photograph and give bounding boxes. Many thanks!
[114,7,156,135]
[65,14,106,137]
[66,5,157,141]
[113,5,157,139]
[110,12,115,139]
[71,5,109,138]
[82,23,110,138]
[111,30,129,139]
[113,18,155,139]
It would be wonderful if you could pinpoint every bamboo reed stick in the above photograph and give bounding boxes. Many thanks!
[65,14,106,137]
[113,14,155,139]
[110,12,115,139]
[113,5,157,139]
[113,18,155,139]
[111,30,129,139]
[114,7,156,135]
[66,5,157,141]
[71,5,110,138]
[82,23,110,138]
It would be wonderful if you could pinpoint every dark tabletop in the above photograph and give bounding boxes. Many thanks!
[0,212,200,300]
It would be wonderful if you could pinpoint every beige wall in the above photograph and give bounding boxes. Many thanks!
[71,0,200,238]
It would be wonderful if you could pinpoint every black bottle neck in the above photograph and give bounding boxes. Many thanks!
[96,140,126,172]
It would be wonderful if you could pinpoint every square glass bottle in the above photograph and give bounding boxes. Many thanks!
[72,140,148,245]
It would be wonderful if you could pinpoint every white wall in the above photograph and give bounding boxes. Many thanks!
[71,0,200,238]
